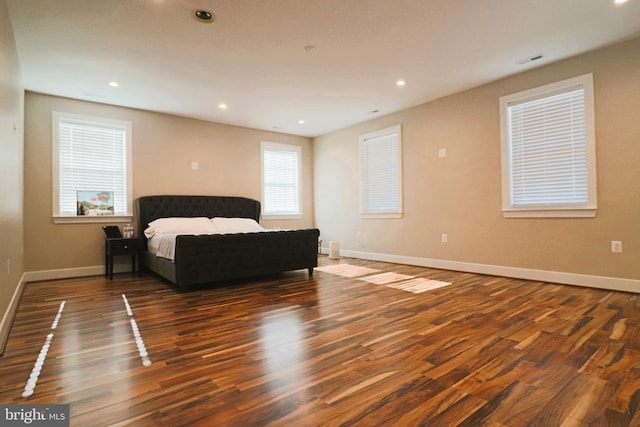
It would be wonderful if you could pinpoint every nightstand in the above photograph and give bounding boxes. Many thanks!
[105,237,143,280]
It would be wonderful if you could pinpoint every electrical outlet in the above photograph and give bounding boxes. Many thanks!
[191,161,199,170]
[441,233,448,243]
[611,240,622,253]
[438,148,447,158]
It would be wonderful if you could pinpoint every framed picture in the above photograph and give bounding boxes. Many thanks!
[77,191,114,216]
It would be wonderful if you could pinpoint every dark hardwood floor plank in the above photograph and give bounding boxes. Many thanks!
[456,379,552,427]
[526,374,616,426]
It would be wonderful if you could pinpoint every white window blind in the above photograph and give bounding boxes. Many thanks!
[52,112,132,220]
[509,88,587,205]
[261,142,301,216]
[360,125,402,218]
[500,74,597,217]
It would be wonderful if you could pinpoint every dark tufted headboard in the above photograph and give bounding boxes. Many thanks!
[136,195,261,239]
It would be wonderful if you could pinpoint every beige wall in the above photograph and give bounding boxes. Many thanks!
[314,37,640,281]
[0,0,25,349]
[16,32,640,283]
[23,93,313,272]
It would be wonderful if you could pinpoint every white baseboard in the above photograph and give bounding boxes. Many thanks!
[320,247,640,293]
[0,274,26,354]
[23,264,132,283]
[23,250,640,294]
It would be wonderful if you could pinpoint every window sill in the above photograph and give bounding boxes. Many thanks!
[53,215,133,224]
[360,212,403,219]
[261,214,303,220]
[502,209,596,218]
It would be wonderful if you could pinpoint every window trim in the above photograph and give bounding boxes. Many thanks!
[52,112,133,224]
[359,124,403,219]
[260,141,302,219]
[499,73,597,218]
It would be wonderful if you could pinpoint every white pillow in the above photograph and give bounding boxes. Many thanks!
[144,217,216,238]
[210,217,264,233]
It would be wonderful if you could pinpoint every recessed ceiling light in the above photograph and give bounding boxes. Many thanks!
[193,9,215,23]
[396,79,406,87]
[298,120,305,124]
[109,81,119,87]
[218,103,227,109]
[614,0,628,4]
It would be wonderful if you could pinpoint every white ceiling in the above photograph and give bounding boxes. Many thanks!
[7,0,640,137]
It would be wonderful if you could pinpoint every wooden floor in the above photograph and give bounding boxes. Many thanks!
[2,256,640,426]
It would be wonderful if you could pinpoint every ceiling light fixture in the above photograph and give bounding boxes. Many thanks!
[193,9,215,23]
[218,103,227,109]
[298,120,305,124]
[396,79,406,87]
[614,0,628,4]
[109,81,119,87]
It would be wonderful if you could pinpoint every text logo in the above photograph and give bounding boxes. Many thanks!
[1,405,69,426]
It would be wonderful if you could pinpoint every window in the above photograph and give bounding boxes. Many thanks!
[52,112,133,223]
[359,125,403,218]
[499,73,597,218]
[261,141,301,217]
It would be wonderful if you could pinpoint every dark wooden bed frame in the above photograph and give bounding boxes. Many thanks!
[136,195,320,292]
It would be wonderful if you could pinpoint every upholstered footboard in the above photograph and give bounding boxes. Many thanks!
[173,229,319,291]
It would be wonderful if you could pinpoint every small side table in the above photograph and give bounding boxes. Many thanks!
[105,237,143,280]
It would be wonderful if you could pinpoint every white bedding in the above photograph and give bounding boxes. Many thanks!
[148,233,182,261]
[147,217,274,261]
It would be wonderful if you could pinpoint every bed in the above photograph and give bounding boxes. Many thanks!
[136,195,320,292]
